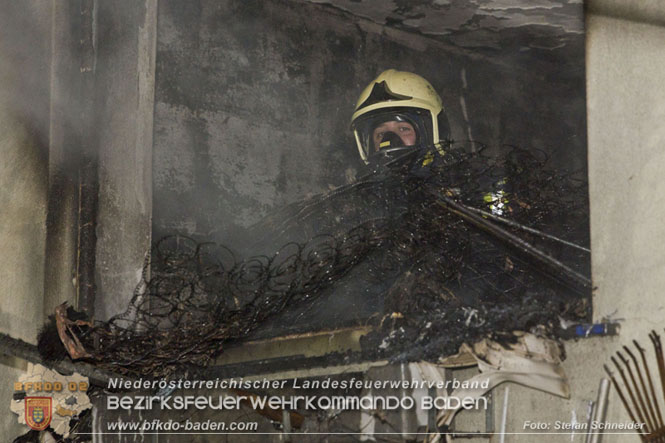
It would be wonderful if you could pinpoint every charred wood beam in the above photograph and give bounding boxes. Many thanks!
[454,203,590,253]
[0,332,128,388]
[74,0,99,316]
[433,194,592,295]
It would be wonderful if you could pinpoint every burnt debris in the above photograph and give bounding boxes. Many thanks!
[39,143,591,377]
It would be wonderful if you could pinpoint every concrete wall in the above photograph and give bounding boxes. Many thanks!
[152,0,587,249]
[1,0,663,441]
[0,0,157,440]
[0,0,51,438]
[486,2,665,442]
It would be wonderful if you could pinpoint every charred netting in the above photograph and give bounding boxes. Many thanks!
[39,143,591,378]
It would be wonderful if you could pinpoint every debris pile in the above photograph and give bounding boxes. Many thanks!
[41,143,591,377]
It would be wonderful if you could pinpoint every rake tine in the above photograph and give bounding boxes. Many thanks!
[625,345,661,431]
[605,364,648,441]
[613,354,652,433]
[619,350,657,434]
[650,331,665,408]
[635,339,665,430]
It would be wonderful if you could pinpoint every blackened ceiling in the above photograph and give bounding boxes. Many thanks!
[301,0,584,55]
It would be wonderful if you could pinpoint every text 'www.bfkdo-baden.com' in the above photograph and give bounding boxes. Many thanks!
[106,419,259,433]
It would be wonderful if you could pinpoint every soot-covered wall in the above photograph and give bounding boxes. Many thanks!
[152,0,586,249]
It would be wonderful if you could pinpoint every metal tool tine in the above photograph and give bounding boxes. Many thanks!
[625,345,660,431]
[650,331,665,407]
[635,339,664,430]
[614,354,652,433]
[605,364,648,441]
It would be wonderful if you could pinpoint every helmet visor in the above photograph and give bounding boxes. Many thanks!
[352,108,432,161]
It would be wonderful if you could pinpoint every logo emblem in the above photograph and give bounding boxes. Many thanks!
[25,397,52,431]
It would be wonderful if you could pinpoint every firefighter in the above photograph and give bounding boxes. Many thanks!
[350,69,451,166]
[351,69,509,215]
